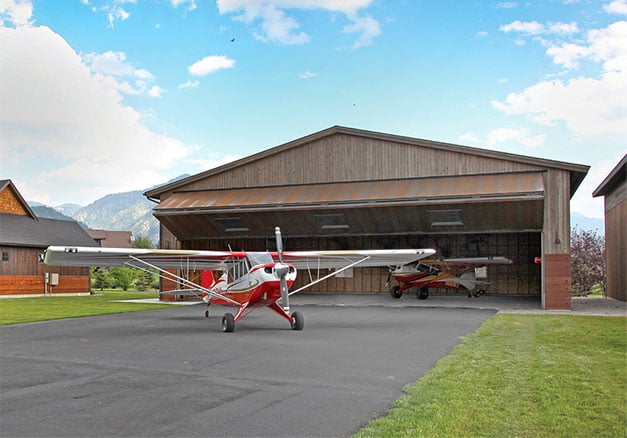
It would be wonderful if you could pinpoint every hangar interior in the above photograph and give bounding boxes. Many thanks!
[145,126,589,309]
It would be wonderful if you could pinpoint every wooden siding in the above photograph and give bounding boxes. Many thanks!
[0,246,91,296]
[0,275,90,295]
[171,134,544,191]
[0,185,29,215]
[605,199,626,301]
[542,169,571,255]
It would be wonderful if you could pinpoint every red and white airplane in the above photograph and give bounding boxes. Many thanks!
[387,256,513,300]
[44,227,436,332]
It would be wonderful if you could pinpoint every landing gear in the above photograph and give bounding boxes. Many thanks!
[390,285,402,299]
[474,289,485,297]
[416,287,429,300]
[222,313,235,332]
[291,311,304,330]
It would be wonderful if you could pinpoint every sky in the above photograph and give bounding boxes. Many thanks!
[1,0,626,219]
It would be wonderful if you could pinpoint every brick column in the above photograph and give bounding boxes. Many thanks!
[544,253,571,310]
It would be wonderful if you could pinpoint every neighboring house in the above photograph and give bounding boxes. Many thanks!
[593,155,626,301]
[0,179,97,297]
[87,229,133,248]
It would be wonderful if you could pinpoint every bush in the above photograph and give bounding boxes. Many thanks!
[570,227,605,296]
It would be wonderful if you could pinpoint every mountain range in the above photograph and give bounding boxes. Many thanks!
[30,176,189,245]
[30,177,605,245]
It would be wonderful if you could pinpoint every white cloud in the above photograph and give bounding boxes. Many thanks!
[493,20,627,137]
[81,50,163,96]
[0,22,194,204]
[604,0,627,15]
[178,79,200,89]
[496,2,518,8]
[188,55,235,76]
[299,70,317,79]
[486,127,545,148]
[0,0,33,26]
[170,0,197,11]
[342,13,380,49]
[216,0,380,47]
[105,4,129,29]
[548,21,579,35]
[148,85,165,97]
[499,20,545,35]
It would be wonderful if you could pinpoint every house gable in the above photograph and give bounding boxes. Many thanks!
[0,180,36,218]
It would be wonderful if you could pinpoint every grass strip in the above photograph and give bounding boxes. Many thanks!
[356,314,627,437]
[0,290,179,325]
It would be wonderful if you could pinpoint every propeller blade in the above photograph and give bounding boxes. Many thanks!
[275,226,284,264]
[280,275,289,311]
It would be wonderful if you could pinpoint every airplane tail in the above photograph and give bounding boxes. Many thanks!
[200,270,215,302]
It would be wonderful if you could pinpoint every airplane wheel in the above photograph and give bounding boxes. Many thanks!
[290,311,304,331]
[416,287,429,300]
[205,310,209,318]
[390,285,402,299]
[474,289,485,297]
[222,313,235,332]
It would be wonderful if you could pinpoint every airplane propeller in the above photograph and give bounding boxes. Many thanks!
[275,227,290,311]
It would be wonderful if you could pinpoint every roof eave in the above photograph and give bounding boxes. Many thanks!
[592,154,626,198]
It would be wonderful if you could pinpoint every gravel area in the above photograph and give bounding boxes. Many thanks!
[501,296,627,316]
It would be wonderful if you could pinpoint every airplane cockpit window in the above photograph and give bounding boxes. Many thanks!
[247,252,274,267]
[229,259,249,281]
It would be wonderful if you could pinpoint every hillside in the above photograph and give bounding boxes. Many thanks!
[31,175,189,245]
[73,191,159,243]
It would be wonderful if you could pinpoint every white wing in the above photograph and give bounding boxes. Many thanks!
[43,246,247,270]
[281,249,436,270]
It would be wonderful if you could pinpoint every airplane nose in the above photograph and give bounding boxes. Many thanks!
[275,263,289,278]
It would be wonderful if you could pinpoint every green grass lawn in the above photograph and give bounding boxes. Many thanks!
[356,314,627,437]
[0,290,178,325]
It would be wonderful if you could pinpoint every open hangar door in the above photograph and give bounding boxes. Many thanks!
[152,173,544,297]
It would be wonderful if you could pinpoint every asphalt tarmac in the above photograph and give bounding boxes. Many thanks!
[1,302,496,437]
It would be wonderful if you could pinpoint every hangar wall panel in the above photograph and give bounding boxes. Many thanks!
[605,199,626,301]
[170,134,545,191]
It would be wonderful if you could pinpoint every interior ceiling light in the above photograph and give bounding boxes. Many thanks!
[428,209,463,226]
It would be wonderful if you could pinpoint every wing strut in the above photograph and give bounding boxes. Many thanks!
[288,256,371,296]
[126,255,241,306]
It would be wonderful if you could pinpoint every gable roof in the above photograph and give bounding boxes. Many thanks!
[0,179,37,219]
[0,213,98,248]
[145,126,590,200]
[593,154,626,198]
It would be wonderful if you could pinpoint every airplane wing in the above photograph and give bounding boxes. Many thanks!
[43,246,247,271]
[280,249,437,270]
[438,256,513,266]
[420,256,513,272]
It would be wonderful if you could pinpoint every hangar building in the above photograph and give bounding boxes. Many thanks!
[593,155,626,302]
[145,126,589,310]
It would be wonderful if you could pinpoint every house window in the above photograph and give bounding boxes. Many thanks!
[2,252,9,262]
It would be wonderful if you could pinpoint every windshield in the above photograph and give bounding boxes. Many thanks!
[247,252,274,266]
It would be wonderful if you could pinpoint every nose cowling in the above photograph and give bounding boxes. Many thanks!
[274,263,290,279]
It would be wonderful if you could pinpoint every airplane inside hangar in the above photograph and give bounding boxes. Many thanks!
[143,126,589,310]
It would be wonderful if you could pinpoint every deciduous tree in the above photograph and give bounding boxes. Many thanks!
[571,227,605,296]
